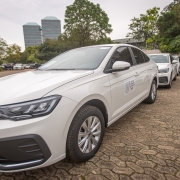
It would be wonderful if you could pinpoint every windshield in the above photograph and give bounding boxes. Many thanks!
[173,56,179,60]
[39,46,112,70]
[148,55,169,63]
[16,64,22,66]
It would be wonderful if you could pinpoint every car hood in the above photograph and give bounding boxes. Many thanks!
[0,70,93,105]
[156,63,169,70]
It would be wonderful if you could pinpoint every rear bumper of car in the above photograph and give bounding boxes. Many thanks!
[0,97,78,172]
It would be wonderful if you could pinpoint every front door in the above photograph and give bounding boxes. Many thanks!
[107,46,142,123]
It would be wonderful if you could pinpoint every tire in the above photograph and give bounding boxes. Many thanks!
[66,105,105,163]
[144,80,157,104]
[173,73,177,81]
[167,74,172,89]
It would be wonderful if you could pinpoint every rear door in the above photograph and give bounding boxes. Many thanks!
[130,47,152,96]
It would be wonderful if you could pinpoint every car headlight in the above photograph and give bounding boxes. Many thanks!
[0,95,61,121]
[158,68,169,73]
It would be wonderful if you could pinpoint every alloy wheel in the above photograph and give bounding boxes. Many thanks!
[78,116,101,154]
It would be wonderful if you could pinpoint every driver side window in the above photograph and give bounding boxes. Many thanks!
[110,47,133,68]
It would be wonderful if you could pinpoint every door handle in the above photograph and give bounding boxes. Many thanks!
[134,72,139,77]
[149,67,152,70]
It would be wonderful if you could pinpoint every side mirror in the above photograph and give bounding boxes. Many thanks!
[172,60,178,64]
[105,61,131,73]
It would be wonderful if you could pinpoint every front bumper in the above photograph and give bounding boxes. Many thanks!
[0,135,51,171]
[0,97,78,172]
[158,73,170,86]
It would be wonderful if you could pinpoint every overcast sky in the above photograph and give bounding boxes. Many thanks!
[0,0,173,51]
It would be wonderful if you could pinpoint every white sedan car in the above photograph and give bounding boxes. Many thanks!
[148,53,177,88]
[13,63,25,70]
[0,44,158,172]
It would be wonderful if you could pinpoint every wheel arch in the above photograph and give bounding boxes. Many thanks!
[83,99,108,127]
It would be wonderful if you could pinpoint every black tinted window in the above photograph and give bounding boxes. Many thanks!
[170,55,173,64]
[142,52,150,62]
[131,48,145,64]
[111,47,133,66]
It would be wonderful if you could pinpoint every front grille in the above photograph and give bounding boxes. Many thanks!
[159,76,168,83]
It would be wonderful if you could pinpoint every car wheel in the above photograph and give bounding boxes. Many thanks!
[66,105,105,162]
[167,74,172,89]
[173,73,177,81]
[144,80,157,104]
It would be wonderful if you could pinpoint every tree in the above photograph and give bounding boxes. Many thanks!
[0,37,7,60]
[64,0,112,46]
[20,46,40,63]
[4,44,21,63]
[157,0,180,53]
[127,7,160,49]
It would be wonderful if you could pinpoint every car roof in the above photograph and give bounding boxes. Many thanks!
[79,43,143,51]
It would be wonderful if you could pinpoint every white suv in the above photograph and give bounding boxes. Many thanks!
[0,44,158,172]
[148,53,177,88]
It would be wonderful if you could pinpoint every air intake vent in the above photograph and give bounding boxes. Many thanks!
[18,139,43,157]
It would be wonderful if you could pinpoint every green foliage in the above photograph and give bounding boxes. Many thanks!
[21,46,41,63]
[64,0,112,46]
[0,60,2,65]
[157,0,180,53]
[4,44,21,63]
[0,37,7,60]
[127,7,160,49]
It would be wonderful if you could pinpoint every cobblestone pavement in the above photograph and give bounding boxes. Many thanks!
[1,74,180,180]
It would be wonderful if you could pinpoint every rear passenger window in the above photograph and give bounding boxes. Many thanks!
[131,48,145,64]
[111,47,133,66]
[142,52,150,62]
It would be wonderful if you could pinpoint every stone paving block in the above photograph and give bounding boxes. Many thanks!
[85,174,108,180]
[56,169,71,180]
[131,173,154,180]
[126,162,144,173]
[145,168,166,180]
[112,167,134,175]
[110,156,126,167]
[165,174,180,180]
[139,149,157,155]
[136,160,156,168]
[102,169,119,180]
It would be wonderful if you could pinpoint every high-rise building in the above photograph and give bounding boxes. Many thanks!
[41,16,61,42]
[23,22,42,48]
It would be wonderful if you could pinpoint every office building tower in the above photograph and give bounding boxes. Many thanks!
[23,22,42,48]
[41,16,61,42]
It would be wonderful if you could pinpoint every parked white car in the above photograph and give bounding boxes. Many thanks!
[173,55,180,75]
[148,53,177,88]
[13,63,24,70]
[25,64,31,69]
[0,44,158,172]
